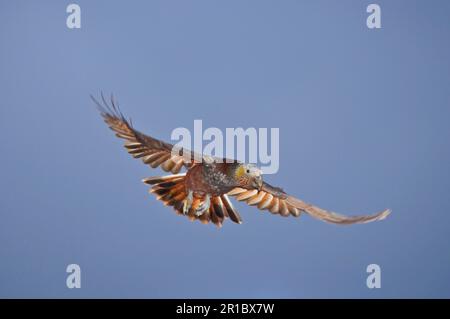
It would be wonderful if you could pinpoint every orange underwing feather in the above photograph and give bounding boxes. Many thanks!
[142,174,241,226]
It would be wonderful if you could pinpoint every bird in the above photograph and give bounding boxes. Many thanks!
[92,94,391,227]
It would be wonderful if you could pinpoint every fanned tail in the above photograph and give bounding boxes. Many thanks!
[142,174,242,227]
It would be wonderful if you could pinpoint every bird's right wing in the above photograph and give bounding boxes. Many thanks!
[92,94,199,173]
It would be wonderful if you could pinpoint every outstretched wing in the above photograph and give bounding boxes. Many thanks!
[92,93,197,174]
[227,182,391,225]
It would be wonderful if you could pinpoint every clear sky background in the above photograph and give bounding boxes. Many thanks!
[1,0,449,298]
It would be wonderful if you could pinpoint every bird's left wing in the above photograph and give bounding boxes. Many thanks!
[227,182,391,225]
[92,94,198,173]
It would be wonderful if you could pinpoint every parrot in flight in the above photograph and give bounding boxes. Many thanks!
[92,94,391,227]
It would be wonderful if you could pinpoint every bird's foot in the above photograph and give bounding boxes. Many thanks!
[183,190,193,214]
[195,194,211,216]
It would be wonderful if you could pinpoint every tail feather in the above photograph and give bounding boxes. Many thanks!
[143,174,241,227]
[221,195,242,224]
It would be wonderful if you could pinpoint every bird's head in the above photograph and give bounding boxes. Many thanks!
[233,163,263,190]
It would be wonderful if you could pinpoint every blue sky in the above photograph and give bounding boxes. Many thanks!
[1,0,450,298]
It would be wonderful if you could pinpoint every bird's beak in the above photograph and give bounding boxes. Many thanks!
[254,177,263,191]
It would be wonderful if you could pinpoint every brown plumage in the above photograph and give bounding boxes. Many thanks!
[92,94,391,227]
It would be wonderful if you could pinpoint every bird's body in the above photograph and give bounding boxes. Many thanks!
[92,94,391,227]
[185,162,236,196]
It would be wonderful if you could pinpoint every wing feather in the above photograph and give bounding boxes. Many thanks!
[92,93,195,173]
[228,182,391,225]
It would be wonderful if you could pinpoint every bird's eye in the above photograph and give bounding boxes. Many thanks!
[246,169,250,174]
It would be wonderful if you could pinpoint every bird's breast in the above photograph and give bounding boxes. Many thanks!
[185,164,234,196]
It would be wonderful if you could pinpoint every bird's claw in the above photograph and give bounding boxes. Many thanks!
[183,190,193,214]
[195,194,210,216]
